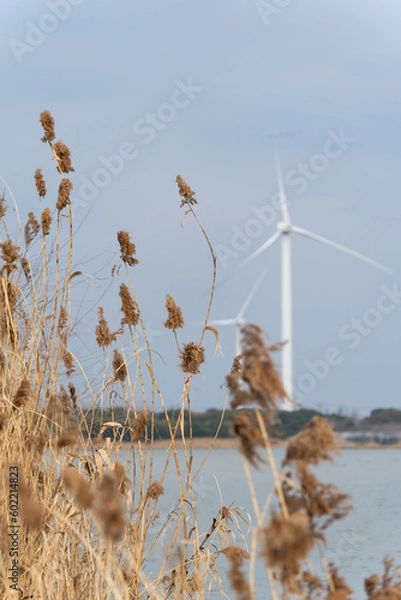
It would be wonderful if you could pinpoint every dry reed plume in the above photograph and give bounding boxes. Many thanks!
[18,471,46,530]
[222,546,251,600]
[164,294,185,330]
[180,341,205,374]
[227,324,289,414]
[226,325,288,467]
[117,230,139,266]
[95,306,119,347]
[132,409,148,441]
[24,212,40,247]
[41,207,52,235]
[0,195,7,219]
[39,109,56,142]
[112,350,127,382]
[146,480,164,500]
[261,511,314,573]
[62,466,94,509]
[119,283,139,326]
[34,168,47,197]
[56,178,73,211]
[365,557,401,599]
[176,175,197,207]
[53,140,74,173]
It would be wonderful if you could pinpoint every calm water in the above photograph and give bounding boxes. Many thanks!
[121,447,401,598]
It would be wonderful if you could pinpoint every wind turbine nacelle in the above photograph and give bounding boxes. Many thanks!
[277,221,291,234]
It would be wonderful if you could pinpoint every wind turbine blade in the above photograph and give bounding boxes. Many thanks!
[237,269,268,320]
[239,231,281,269]
[273,139,290,223]
[207,319,237,326]
[291,225,392,274]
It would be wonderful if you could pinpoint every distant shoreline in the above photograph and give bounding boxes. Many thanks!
[113,435,401,451]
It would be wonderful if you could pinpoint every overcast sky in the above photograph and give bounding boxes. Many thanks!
[1,1,400,416]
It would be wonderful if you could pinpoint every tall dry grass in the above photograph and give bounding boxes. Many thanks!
[0,112,399,599]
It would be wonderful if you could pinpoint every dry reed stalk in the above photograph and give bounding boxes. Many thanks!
[176,175,217,349]
[34,110,75,419]
[170,176,218,569]
[133,176,223,592]
[143,380,231,591]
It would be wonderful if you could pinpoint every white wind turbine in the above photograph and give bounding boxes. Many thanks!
[240,145,392,408]
[208,270,267,357]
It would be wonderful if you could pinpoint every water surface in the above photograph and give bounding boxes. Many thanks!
[121,447,401,598]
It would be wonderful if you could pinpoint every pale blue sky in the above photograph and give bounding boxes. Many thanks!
[1,1,400,415]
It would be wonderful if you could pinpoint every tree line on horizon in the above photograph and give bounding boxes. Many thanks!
[81,406,401,443]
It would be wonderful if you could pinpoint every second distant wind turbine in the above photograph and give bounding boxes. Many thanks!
[208,270,267,357]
